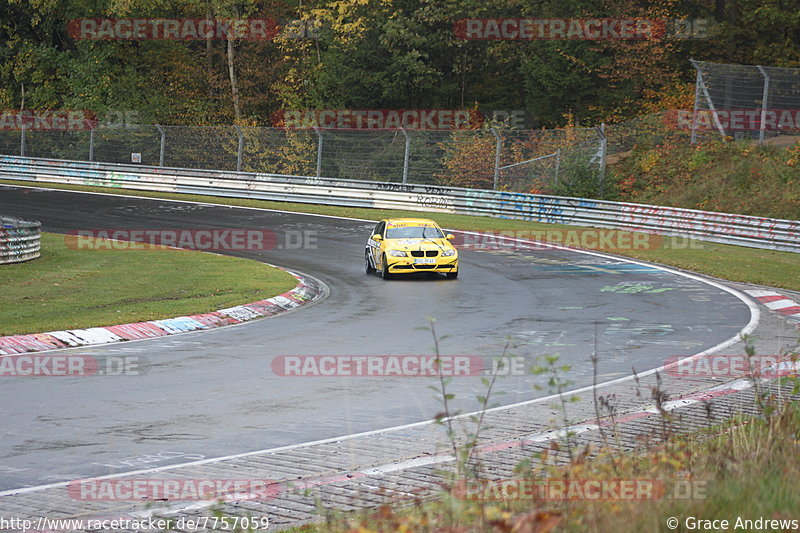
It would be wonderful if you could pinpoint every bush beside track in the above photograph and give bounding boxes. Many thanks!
[0,232,296,335]
[608,138,800,220]
[2,179,798,292]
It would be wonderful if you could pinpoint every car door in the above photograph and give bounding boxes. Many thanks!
[368,220,385,269]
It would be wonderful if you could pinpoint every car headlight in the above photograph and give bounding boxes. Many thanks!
[387,250,408,257]
[441,249,456,257]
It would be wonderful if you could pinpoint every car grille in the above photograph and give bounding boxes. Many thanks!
[410,250,438,257]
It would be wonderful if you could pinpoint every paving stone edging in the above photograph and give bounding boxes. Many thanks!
[0,268,328,356]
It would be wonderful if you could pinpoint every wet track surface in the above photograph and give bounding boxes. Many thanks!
[0,185,752,490]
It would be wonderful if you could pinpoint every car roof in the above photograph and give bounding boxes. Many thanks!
[383,218,438,224]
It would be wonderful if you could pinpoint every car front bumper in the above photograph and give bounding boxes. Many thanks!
[386,257,458,273]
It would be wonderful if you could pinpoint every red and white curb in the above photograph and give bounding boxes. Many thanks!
[0,270,326,355]
[745,290,800,327]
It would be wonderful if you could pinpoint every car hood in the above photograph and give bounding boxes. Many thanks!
[385,238,453,250]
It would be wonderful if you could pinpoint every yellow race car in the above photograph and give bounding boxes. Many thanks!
[365,218,459,280]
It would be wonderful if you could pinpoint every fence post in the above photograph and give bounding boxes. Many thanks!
[597,122,607,197]
[757,65,770,145]
[690,68,702,144]
[20,122,26,157]
[491,128,501,189]
[555,148,561,185]
[89,128,95,161]
[234,125,244,171]
[401,128,410,184]
[155,124,165,166]
[313,127,323,177]
[690,60,727,140]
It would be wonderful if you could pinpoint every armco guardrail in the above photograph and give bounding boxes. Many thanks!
[1,155,798,252]
[1,215,41,264]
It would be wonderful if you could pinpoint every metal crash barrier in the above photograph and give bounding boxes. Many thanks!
[0,155,797,253]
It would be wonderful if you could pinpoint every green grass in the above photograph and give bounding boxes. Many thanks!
[3,179,798,291]
[0,232,297,335]
[618,241,800,289]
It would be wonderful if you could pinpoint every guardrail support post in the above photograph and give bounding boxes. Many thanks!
[491,128,501,190]
[89,128,95,161]
[401,128,410,184]
[234,125,244,171]
[155,124,165,166]
[757,65,769,145]
[313,127,323,177]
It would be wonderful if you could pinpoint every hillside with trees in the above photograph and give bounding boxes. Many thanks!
[2,0,798,128]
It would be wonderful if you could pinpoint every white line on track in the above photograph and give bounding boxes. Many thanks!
[0,182,761,497]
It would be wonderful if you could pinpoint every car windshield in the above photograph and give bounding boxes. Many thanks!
[385,225,444,240]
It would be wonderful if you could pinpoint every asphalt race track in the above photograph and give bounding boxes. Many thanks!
[0,185,753,491]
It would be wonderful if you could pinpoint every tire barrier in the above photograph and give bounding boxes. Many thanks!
[0,215,41,264]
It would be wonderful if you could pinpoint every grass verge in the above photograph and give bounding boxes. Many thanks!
[2,179,798,291]
[608,138,800,220]
[0,232,297,336]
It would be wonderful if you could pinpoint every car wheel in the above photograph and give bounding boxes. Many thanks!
[365,250,375,274]
[446,270,458,279]
[381,254,393,280]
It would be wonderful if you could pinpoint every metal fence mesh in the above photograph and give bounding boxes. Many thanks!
[691,60,800,143]
[498,129,604,193]
[94,127,161,166]
[318,129,409,183]
[3,61,798,194]
[3,124,607,194]
[241,127,318,176]
[604,111,692,155]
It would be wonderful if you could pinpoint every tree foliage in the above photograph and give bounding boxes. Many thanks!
[0,0,798,127]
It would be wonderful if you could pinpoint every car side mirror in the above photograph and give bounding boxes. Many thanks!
[446,234,455,240]
[372,234,383,241]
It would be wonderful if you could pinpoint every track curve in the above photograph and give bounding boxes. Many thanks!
[0,185,753,490]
